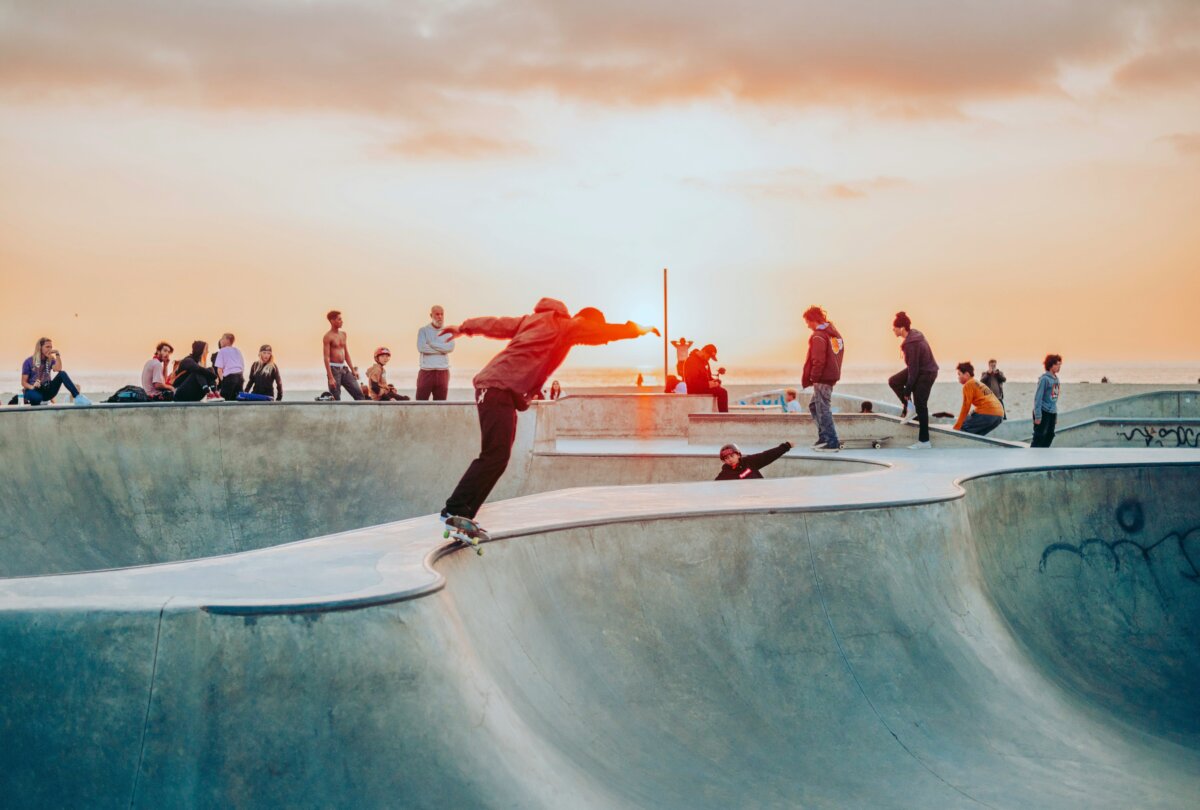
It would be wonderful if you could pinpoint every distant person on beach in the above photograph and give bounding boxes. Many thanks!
[244,344,283,400]
[416,305,454,401]
[367,347,407,401]
[1031,354,1063,448]
[141,342,175,400]
[802,305,845,451]
[438,298,658,522]
[684,343,729,413]
[888,311,939,449]
[550,380,562,400]
[671,337,693,377]
[173,341,218,402]
[953,362,1004,436]
[20,337,91,406]
[323,310,363,401]
[214,333,245,401]
[981,359,1006,417]
[715,441,793,480]
[783,388,802,413]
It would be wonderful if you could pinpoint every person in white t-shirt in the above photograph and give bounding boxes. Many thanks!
[141,341,175,400]
[214,333,246,401]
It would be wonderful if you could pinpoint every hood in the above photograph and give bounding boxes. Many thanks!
[533,298,570,317]
[820,322,843,339]
[902,329,925,346]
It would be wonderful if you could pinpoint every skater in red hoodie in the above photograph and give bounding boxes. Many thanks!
[439,298,659,523]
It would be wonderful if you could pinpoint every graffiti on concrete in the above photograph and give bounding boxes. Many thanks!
[1116,425,1199,448]
[1039,499,1200,585]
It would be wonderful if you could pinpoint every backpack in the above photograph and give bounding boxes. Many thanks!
[106,385,150,404]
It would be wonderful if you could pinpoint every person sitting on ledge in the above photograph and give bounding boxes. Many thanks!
[783,388,802,413]
[952,361,1004,436]
[21,337,91,406]
[173,340,218,402]
[714,441,793,480]
[684,343,728,412]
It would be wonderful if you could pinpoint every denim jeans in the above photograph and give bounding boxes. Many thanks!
[808,383,839,446]
[961,412,1002,436]
[24,372,80,406]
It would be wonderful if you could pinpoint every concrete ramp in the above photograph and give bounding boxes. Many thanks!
[2,456,1198,807]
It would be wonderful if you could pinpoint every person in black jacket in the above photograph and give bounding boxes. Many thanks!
[684,343,728,413]
[887,311,939,448]
[714,441,792,480]
[244,344,284,400]
[173,340,218,402]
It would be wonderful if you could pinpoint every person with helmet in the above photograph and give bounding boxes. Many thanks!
[684,342,729,412]
[714,441,793,481]
[366,347,406,401]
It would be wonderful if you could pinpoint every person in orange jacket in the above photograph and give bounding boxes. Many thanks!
[953,361,1005,436]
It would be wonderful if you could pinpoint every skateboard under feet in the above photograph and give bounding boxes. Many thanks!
[442,515,489,556]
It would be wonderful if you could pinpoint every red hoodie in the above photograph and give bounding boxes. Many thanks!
[461,298,643,397]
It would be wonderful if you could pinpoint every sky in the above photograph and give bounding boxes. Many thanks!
[2,0,1199,380]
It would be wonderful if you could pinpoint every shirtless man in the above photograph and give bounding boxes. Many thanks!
[670,337,693,377]
[323,310,364,400]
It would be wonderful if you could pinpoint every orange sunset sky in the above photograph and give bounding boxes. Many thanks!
[2,0,1199,379]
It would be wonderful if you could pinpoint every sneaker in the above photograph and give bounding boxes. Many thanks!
[908,441,932,450]
[815,443,841,452]
[72,393,92,407]
[812,441,828,450]
[901,411,918,425]
[315,392,335,402]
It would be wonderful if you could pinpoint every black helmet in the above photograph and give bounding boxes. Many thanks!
[719,443,741,460]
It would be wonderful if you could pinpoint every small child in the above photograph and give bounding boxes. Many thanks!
[783,388,802,413]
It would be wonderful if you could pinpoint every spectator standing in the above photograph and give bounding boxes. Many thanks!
[244,344,283,400]
[952,362,1004,436]
[887,311,939,449]
[20,337,91,406]
[1031,354,1063,448]
[980,359,1006,416]
[684,343,729,413]
[214,333,245,401]
[416,305,454,401]
[670,337,693,377]
[801,306,845,451]
[323,310,363,401]
[141,342,175,400]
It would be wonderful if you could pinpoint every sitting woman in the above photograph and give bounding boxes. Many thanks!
[243,344,284,401]
[21,337,91,406]
[173,340,218,402]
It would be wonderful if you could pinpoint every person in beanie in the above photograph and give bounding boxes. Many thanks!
[801,305,845,451]
[887,311,939,449]
[1031,354,1063,448]
[714,441,793,480]
[439,299,659,522]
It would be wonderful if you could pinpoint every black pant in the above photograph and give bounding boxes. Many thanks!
[1031,412,1057,448]
[694,384,729,413]
[443,388,519,520]
[416,368,450,401]
[219,373,244,401]
[889,369,937,442]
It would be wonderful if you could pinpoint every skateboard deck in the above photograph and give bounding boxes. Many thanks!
[442,515,488,556]
[832,437,891,450]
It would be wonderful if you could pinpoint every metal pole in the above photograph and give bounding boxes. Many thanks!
[662,267,669,386]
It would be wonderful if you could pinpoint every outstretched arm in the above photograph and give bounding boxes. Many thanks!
[570,319,660,346]
[451,315,525,340]
[743,442,793,471]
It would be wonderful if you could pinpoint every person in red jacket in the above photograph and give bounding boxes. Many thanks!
[438,298,659,522]
[801,306,845,451]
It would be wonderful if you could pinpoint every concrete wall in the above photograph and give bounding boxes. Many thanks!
[993,390,1200,441]
[687,412,1016,448]
[1049,418,1200,448]
[552,393,715,438]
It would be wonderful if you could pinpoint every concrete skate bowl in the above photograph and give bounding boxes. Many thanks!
[404,463,1200,808]
[993,389,1200,443]
[0,403,872,577]
[2,461,1199,807]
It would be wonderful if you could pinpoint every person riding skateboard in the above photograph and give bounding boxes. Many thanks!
[714,441,793,480]
[439,298,659,523]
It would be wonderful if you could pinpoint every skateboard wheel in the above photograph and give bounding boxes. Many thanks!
[872,441,882,449]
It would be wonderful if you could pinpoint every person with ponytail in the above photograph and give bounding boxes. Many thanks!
[244,344,284,401]
[887,311,939,448]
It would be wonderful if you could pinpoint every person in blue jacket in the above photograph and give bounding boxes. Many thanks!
[1031,354,1063,448]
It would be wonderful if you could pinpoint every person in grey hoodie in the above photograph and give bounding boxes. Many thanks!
[1031,354,1063,448]
[438,299,659,522]
[887,311,939,448]
[416,305,455,400]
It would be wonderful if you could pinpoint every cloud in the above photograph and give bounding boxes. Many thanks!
[684,168,908,201]
[1114,47,1200,89]
[1159,132,1200,155]
[384,131,534,160]
[0,0,1189,119]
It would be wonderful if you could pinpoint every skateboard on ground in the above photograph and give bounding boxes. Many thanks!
[442,515,488,556]
[833,437,891,450]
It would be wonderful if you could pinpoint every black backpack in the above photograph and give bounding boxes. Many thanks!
[105,385,150,404]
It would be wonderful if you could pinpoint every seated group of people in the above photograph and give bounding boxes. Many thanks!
[138,336,283,402]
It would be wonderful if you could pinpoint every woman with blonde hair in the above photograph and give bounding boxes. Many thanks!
[243,344,284,401]
[20,336,91,406]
